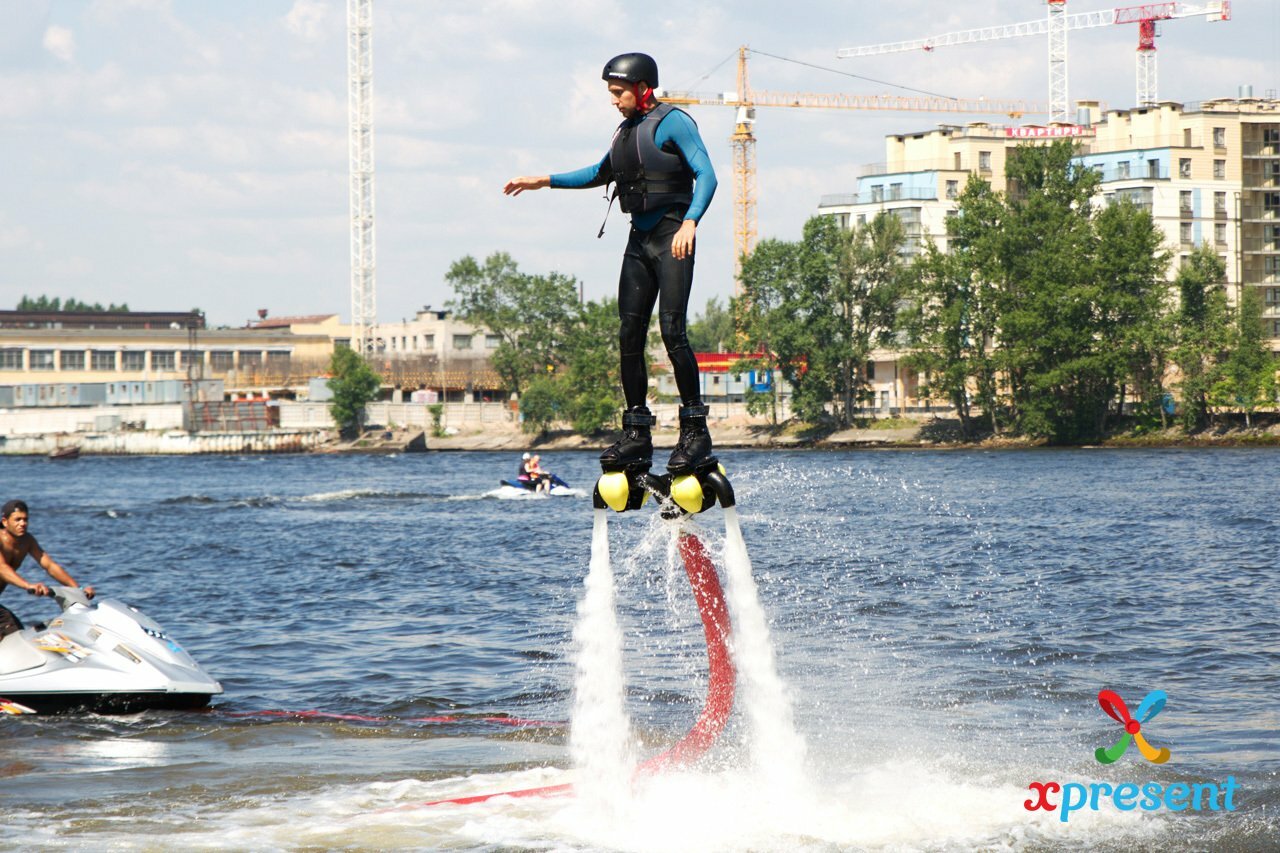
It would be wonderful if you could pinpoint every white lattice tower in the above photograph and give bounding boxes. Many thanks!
[1136,18,1158,107]
[1047,0,1069,123]
[347,0,376,355]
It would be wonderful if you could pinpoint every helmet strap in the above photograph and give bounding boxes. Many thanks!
[634,83,654,110]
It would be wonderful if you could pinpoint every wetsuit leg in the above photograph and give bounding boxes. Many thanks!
[650,217,701,406]
[618,226,661,409]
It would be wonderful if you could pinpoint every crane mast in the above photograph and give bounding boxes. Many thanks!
[347,0,376,356]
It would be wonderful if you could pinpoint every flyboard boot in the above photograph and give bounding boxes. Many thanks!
[666,404,718,476]
[596,406,655,512]
[599,406,655,472]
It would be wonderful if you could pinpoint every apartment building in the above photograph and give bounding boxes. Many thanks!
[819,95,1280,344]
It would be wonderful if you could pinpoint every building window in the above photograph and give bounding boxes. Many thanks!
[978,151,992,172]
[452,334,472,350]
[91,350,117,371]
[1266,192,1280,214]
[238,351,262,370]
[1213,126,1226,148]
[1183,128,1193,147]
[865,361,876,380]
[29,350,55,371]
[1147,159,1160,179]
[151,351,176,371]
[1266,128,1280,147]
[945,180,958,199]
[1213,159,1225,179]
[1215,191,1227,214]
[485,334,501,349]
[856,214,867,226]
[334,338,351,350]
[889,182,903,200]
[1118,160,1131,179]
[1215,222,1227,244]
[0,349,22,370]
[1266,288,1280,306]
[121,351,145,371]
[1180,190,1193,212]
[266,351,290,370]
[209,351,234,371]
[423,334,435,349]
[1179,158,1192,179]
[1180,222,1193,245]
[953,152,962,170]
[1266,256,1280,278]
[60,350,85,371]
[870,185,884,202]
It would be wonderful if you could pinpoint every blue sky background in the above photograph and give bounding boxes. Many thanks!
[1,1,1276,326]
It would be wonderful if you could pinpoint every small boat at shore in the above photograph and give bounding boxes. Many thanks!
[48,445,80,460]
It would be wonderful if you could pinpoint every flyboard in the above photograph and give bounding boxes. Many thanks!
[416,457,738,807]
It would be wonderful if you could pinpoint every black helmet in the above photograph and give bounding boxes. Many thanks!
[602,53,659,88]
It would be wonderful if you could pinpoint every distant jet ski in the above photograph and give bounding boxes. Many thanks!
[0,586,222,714]
[496,473,581,498]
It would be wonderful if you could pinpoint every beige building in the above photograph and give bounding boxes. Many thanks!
[820,94,1280,362]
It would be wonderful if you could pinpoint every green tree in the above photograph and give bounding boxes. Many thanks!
[446,252,578,395]
[1091,199,1172,430]
[839,211,908,421]
[326,347,382,438]
[687,296,737,352]
[554,297,624,433]
[16,295,129,312]
[1172,247,1231,431]
[738,214,906,425]
[737,220,838,422]
[1214,285,1276,428]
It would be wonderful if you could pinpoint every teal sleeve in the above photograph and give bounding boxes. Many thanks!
[549,152,611,189]
[656,110,717,223]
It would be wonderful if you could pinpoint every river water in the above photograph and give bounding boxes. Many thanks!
[0,448,1275,851]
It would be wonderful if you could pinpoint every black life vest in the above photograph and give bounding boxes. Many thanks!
[609,103,695,216]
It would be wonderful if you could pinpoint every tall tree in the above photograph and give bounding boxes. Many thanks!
[1214,285,1276,428]
[838,212,908,421]
[1172,246,1231,431]
[446,252,578,395]
[1091,198,1172,431]
[738,214,906,425]
[326,347,382,438]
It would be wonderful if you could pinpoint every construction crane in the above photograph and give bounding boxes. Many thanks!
[660,46,1047,277]
[347,0,377,356]
[838,2,1231,124]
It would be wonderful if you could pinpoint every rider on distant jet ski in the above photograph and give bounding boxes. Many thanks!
[0,499,94,638]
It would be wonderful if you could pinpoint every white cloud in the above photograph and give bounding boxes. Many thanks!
[42,26,76,63]
[284,0,332,44]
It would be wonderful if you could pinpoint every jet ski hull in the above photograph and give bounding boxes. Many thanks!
[3,690,215,715]
[0,587,222,715]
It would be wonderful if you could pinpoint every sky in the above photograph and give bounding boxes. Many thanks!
[1,1,1277,327]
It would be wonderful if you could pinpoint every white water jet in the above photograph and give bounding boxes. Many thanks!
[720,507,808,788]
[568,509,636,812]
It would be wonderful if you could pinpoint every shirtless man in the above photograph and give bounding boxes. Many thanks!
[0,499,94,638]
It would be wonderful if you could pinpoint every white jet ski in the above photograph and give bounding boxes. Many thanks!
[0,586,222,714]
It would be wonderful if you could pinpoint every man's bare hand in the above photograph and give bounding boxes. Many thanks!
[503,175,550,196]
[82,585,95,600]
[672,219,697,260]
[27,583,49,596]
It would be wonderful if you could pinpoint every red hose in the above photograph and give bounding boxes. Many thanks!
[416,530,736,808]
[636,532,735,774]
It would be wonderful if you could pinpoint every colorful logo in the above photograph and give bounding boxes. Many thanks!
[1095,689,1171,765]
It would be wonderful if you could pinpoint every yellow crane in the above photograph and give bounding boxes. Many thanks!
[660,46,1048,280]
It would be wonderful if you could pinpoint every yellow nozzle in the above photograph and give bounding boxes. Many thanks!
[670,474,706,514]
[597,471,631,512]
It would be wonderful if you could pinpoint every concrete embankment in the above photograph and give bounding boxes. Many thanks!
[1,430,327,455]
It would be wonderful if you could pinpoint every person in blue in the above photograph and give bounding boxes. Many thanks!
[504,52,718,476]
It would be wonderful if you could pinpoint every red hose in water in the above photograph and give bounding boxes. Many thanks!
[417,530,736,807]
[636,532,735,774]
